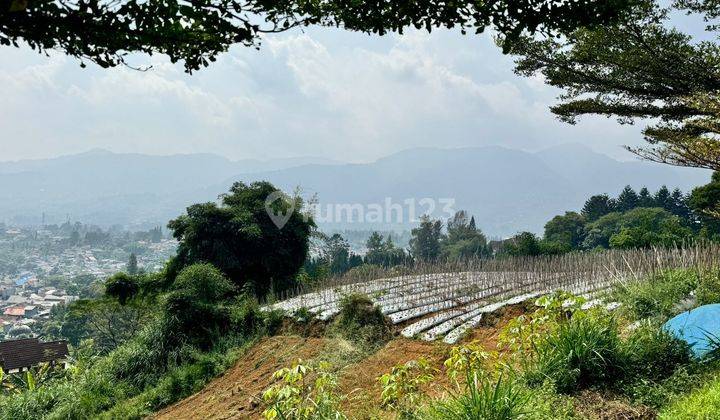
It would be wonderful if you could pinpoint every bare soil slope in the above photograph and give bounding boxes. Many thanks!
[152,306,524,419]
[153,336,329,419]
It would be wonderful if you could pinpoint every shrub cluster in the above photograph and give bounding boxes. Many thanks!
[332,294,393,348]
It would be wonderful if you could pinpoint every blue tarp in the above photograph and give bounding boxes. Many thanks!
[664,304,720,359]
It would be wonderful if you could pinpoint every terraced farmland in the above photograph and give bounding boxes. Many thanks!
[267,245,720,343]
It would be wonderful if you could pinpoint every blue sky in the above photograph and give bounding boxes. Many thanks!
[0,26,652,163]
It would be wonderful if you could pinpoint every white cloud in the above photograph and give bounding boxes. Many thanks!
[0,28,645,162]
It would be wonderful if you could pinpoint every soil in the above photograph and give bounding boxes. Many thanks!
[153,336,329,420]
[152,303,537,419]
[574,389,657,420]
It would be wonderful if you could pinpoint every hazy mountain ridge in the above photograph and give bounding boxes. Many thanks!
[0,145,711,236]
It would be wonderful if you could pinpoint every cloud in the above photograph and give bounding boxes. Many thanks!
[0,28,645,162]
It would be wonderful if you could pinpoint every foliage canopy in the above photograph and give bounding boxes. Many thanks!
[1,0,636,72]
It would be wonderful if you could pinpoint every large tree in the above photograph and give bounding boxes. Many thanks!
[409,215,443,263]
[441,210,491,260]
[1,0,634,72]
[509,0,720,171]
[690,172,720,236]
[167,181,313,297]
[544,211,586,249]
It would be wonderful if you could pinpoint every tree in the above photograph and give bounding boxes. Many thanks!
[61,299,148,353]
[319,233,362,275]
[616,186,639,212]
[509,1,720,171]
[105,272,139,305]
[581,194,615,222]
[441,210,491,260]
[582,212,624,249]
[544,211,586,249]
[638,187,655,207]
[2,0,634,72]
[584,207,692,249]
[409,215,443,263]
[689,172,720,236]
[364,232,386,266]
[500,232,542,257]
[168,181,313,297]
[608,208,693,249]
[654,186,672,211]
[126,253,138,275]
[669,188,692,221]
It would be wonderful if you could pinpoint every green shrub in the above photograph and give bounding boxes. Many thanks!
[0,264,266,420]
[379,358,436,417]
[621,321,691,382]
[333,294,392,348]
[229,296,262,335]
[696,270,720,305]
[104,273,140,305]
[613,269,698,320]
[526,311,623,393]
[426,373,529,420]
[162,263,236,348]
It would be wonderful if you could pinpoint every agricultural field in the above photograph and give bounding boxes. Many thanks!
[152,245,720,419]
[269,246,720,344]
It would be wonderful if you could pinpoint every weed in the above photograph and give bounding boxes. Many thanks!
[379,358,436,417]
[426,372,529,420]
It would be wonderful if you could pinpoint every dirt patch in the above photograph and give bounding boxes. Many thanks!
[336,338,451,419]
[153,336,329,420]
[461,304,527,349]
[574,389,657,420]
[335,305,528,419]
[152,304,529,419]
[277,317,327,337]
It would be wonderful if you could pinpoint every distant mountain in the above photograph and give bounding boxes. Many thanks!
[0,150,339,227]
[0,145,711,236]
[225,144,711,236]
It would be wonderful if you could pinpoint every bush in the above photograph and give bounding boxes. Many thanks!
[162,264,236,348]
[379,358,436,417]
[621,321,691,382]
[526,311,623,393]
[426,373,529,420]
[104,273,139,305]
[333,294,392,348]
[262,361,346,420]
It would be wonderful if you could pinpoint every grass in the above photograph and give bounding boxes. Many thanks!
[660,373,720,419]
[525,310,624,393]
[612,269,698,320]
[425,373,529,420]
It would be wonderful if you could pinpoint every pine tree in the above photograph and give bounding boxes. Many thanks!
[638,187,655,207]
[616,186,639,212]
[582,194,614,222]
[654,186,672,211]
[669,188,691,220]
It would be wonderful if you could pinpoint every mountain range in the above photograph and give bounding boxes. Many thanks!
[0,145,711,237]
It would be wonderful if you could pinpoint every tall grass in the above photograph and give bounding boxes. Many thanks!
[426,373,529,420]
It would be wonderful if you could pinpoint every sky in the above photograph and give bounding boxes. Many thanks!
[0,26,652,163]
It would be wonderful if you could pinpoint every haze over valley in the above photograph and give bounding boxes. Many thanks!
[0,144,710,237]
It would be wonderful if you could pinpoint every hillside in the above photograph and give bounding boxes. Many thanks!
[0,145,710,236]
